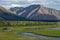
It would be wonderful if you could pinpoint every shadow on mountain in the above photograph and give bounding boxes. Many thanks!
[20,5,40,17]
[10,7,24,14]
[30,14,58,21]
[0,9,28,21]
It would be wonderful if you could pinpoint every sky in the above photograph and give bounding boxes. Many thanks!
[0,0,60,10]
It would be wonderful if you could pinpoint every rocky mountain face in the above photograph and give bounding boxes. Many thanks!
[0,4,60,21]
[0,6,28,21]
[10,5,60,21]
[10,7,24,14]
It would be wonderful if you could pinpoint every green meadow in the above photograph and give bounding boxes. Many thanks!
[0,21,60,40]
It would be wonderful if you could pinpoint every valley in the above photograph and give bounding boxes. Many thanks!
[0,21,60,40]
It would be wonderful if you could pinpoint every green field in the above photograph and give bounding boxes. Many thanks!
[0,21,60,40]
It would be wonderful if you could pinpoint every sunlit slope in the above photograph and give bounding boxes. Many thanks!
[0,6,28,21]
[10,5,60,20]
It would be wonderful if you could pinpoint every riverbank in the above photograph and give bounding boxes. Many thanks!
[0,21,60,40]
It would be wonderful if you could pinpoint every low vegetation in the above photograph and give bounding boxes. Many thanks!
[0,21,60,40]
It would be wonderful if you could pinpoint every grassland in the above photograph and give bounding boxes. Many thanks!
[0,31,45,40]
[6,27,60,37]
[0,21,60,40]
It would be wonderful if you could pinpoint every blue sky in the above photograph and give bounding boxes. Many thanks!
[0,0,60,10]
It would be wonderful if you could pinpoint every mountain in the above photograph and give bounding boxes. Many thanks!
[10,7,24,14]
[10,5,60,21]
[0,6,28,21]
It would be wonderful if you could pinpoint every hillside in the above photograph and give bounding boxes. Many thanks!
[0,6,28,21]
[10,5,60,21]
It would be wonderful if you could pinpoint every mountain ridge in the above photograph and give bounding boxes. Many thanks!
[0,6,29,21]
[10,4,60,20]
[0,4,60,21]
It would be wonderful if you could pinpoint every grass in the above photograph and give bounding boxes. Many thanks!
[0,28,51,40]
[0,27,53,40]
[0,21,60,40]
[3,27,60,37]
[0,32,42,40]
[34,30,60,36]
[24,30,60,37]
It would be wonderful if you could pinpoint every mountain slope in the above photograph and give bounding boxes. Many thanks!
[10,5,60,20]
[10,7,24,14]
[0,6,28,21]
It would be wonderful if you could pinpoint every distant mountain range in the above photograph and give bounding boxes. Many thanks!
[0,4,60,21]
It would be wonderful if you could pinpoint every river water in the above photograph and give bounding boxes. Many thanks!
[17,28,60,40]
[26,28,60,30]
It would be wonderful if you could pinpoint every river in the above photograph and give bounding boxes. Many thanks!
[17,28,60,40]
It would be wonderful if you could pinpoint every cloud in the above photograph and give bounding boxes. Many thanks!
[0,0,48,5]
[0,0,60,10]
[10,4,30,7]
[11,4,20,7]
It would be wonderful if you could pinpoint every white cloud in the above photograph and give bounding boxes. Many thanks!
[11,4,20,7]
[0,0,60,10]
[27,0,33,1]
[10,4,31,8]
